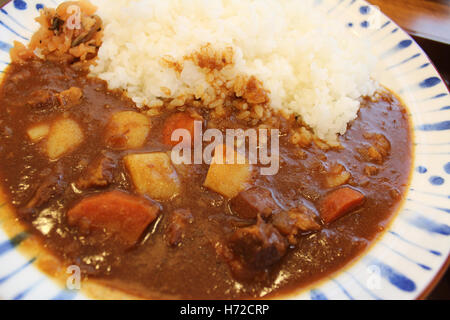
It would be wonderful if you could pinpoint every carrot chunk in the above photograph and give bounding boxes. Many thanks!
[162,112,197,147]
[67,191,160,246]
[319,187,365,224]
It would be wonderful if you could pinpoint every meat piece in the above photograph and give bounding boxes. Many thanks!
[162,112,197,147]
[124,152,181,201]
[56,87,83,108]
[389,187,401,200]
[26,163,66,210]
[26,90,58,109]
[367,133,391,158]
[229,217,287,270]
[367,146,382,163]
[67,191,160,247]
[364,165,379,177]
[105,111,151,150]
[166,209,193,247]
[25,87,82,110]
[204,144,253,198]
[76,155,115,189]
[359,133,391,163]
[324,163,351,188]
[214,241,256,280]
[230,187,280,219]
[272,206,321,245]
[319,187,365,224]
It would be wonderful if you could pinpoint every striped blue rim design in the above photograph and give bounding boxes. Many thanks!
[0,258,36,285]
[0,232,28,256]
[0,0,448,300]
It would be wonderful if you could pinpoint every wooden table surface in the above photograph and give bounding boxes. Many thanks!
[368,0,450,44]
[367,0,450,90]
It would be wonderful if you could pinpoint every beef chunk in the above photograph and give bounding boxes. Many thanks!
[324,163,351,188]
[229,217,287,270]
[230,186,280,219]
[56,87,83,108]
[166,209,193,247]
[214,241,255,280]
[272,206,321,244]
[26,87,82,110]
[364,165,379,177]
[358,133,391,164]
[366,133,391,158]
[77,155,115,189]
[26,89,58,109]
[25,163,66,210]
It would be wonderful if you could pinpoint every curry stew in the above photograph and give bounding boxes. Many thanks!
[0,56,413,299]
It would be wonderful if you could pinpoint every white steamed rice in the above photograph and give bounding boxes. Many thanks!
[89,0,378,143]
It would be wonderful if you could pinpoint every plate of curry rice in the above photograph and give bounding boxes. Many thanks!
[0,0,448,300]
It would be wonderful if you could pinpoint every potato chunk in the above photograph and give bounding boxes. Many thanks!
[204,144,252,198]
[46,118,83,160]
[124,152,181,201]
[27,123,50,143]
[105,111,151,150]
[76,155,115,189]
[56,87,83,108]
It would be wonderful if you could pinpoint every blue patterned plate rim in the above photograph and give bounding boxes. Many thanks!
[0,0,448,300]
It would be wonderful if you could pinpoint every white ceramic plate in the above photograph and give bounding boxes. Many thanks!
[0,0,449,300]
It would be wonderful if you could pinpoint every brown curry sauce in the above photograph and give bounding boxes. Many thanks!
[0,58,412,299]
